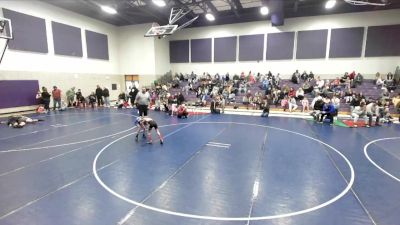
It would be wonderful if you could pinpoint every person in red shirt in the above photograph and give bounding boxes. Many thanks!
[288,87,296,98]
[52,86,62,110]
[177,104,188,118]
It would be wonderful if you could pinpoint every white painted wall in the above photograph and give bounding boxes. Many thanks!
[118,23,171,86]
[0,0,125,108]
[170,9,400,79]
[0,0,119,74]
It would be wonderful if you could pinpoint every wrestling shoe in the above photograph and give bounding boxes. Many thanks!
[160,139,164,145]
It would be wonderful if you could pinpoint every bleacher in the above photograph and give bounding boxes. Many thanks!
[165,78,399,114]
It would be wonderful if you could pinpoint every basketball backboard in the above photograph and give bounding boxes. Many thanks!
[0,17,13,40]
[144,24,178,37]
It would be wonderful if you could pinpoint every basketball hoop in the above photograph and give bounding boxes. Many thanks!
[0,17,13,64]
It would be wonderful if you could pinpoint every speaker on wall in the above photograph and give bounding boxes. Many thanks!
[112,84,117,90]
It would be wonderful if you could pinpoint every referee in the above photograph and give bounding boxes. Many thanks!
[135,88,150,116]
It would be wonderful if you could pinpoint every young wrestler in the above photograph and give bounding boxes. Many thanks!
[1,115,43,128]
[135,117,164,144]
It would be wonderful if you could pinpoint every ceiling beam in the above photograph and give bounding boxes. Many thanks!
[226,0,240,17]
[231,0,243,10]
[204,0,218,13]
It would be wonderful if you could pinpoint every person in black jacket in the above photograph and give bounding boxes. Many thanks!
[41,87,51,112]
[129,87,139,106]
[103,87,110,107]
[95,85,103,106]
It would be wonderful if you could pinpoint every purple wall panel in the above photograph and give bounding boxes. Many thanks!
[2,8,48,53]
[329,27,364,58]
[296,29,328,59]
[191,38,212,62]
[0,80,39,109]
[214,36,237,62]
[52,21,83,57]
[170,40,189,63]
[85,30,109,60]
[365,24,400,57]
[239,34,264,61]
[266,32,294,60]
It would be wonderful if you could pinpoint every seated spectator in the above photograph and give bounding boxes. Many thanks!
[288,87,296,98]
[343,88,353,103]
[351,102,368,127]
[311,97,324,121]
[301,98,309,112]
[301,71,308,81]
[210,98,220,114]
[302,81,313,94]
[260,99,269,117]
[349,71,356,81]
[288,96,298,112]
[319,99,335,125]
[316,76,325,90]
[311,94,323,110]
[350,94,361,112]
[340,72,349,83]
[177,104,188,118]
[88,92,96,108]
[365,102,380,127]
[376,76,384,88]
[375,72,381,82]
[291,72,299,84]
[308,71,315,81]
[281,96,289,111]
[381,88,390,101]
[295,88,304,100]
[331,95,340,110]
[354,73,363,85]
[243,95,250,110]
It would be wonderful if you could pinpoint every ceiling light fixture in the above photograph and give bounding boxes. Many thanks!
[205,13,215,21]
[260,6,269,15]
[325,0,337,9]
[152,0,166,7]
[100,5,117,14]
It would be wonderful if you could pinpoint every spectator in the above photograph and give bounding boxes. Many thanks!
[281,96,289,111]
[66,87,75,107]
[288,96,298,112]
[88,92,96,108]
[95,85,103,107]
[52,86,61,110]
[129,87,139,106]
[365,102,380,127]
[319,99,335,125]
[376,76,384,88]
[392,93,400,122]
[301,98,309,112]
[75,89,85,108]
[295,88,304,100]
[351,102,367,128]
[260,99,269,117]
[103,87,110,107]
[354,73,363,85]
[177,104,188,118]
[41,87,51,112]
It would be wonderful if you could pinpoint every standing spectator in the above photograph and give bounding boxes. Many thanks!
[95,85,103,106]
[66,87,75,107]
[103,87,110,107]
[52,86,61,110]
[135,88,150,116]
[129,87,139,107]
[41,87,51,112]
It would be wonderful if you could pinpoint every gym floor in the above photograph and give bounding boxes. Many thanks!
[0,109,399,225]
